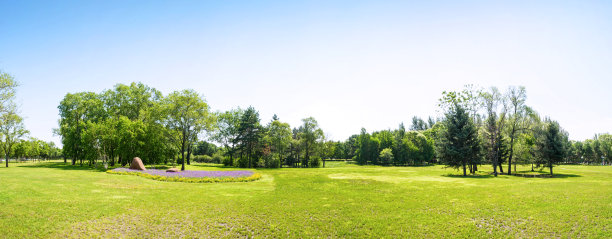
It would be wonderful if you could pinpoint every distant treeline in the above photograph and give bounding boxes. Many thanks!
[342,85,610,176]
[57,82,611,173]
[57,82,328,170]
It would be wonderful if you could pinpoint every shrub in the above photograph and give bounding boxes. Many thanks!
[309,156,321,168]
[212,153,224,164]
[222,156,233,166]
[268,158,281,168]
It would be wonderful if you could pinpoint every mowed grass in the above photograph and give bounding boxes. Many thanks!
[0,161,610,238]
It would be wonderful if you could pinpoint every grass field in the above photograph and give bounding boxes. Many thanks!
[1,161,610,238]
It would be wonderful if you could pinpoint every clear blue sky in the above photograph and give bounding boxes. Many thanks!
[1,0,611,146]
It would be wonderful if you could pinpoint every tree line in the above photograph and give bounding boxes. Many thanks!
[337,85,605,176]
[55,82,611,173]
[433,86,572,176]
[57,82,327,170]
[0,71,29,167]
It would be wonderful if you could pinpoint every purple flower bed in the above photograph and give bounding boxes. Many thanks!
[111,168,254,178]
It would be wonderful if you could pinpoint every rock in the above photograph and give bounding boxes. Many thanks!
[129,157,146,170]
[166,168,180,172]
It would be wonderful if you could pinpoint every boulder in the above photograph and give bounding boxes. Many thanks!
[129,157,146,170]
[166,168,180,172]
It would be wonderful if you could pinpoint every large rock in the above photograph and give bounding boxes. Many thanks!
[129,157,146,170]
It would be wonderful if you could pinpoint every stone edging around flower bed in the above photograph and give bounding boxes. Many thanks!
[106,169,262,183]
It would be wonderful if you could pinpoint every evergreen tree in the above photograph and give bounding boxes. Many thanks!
[435,103,482,176]
[536,119,567,175]
[235,106,262,168]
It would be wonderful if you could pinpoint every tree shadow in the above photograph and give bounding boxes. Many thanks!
[442,174,495,179]
[510,172,581,178]
[17,162,108,172]
[189,163,233,169]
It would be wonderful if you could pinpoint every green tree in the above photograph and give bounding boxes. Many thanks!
[212,108,243,165]
[1,112,28,167]
[235,106,262,168]
[266,114,291,166]
[379,148,394,165]
[164,89,212,171]
[535,119,568,175]
[436,103,482,176]
[298,117,324,167]
[505,86,528,175]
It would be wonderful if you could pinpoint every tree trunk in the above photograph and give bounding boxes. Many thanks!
[187,143,191,165]
[549,164,553,175]
[181,142,186,171]
[323,158,325,168]
[63,156,66,164]
[5,154,8,167]
[493,161,498,177]
[473,164,477,172]
[462,163,467,176]
[499,164,504,174]
[508,134,515,175]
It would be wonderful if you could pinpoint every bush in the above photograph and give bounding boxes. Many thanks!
[212,153,224,164]
[222,156,233,166]
[309,156,321,168]
[268,158,281,168]
[258,157,281,168]
[192,155,212,163]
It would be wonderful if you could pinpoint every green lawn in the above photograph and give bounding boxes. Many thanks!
[1,161,610,238]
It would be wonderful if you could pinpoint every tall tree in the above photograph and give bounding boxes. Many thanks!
[535,119,568,175]
[212,108,243,165]
[164,90,212,171]
[506,86,527,175]
[436,103,482,176]
[1,112,28,167]
[235,106,262,168]
[410,116,428,131]
[298,117,324,167]
[266,115,291,166]
[481,87,507,176]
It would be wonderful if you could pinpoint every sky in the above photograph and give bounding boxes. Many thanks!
[1,0,611,146]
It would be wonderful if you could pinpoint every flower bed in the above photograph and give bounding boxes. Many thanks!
[107,168,261,183]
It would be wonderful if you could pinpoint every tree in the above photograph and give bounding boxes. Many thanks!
[298,117,324,167]
[598,134,612,165]
[506,86,528,175]
[379,148,394,165]
[536,119,568,175]
[410,116,428,131]
[436,103,482,176]
[235,106,262,168]
[355,128,372,165]
[164,90,212,171]
[212,108,243,165]
[481,87,507,176]
[0,71,24,167]
[0,71,18,115]
[1,112,28,167]
[266,115,291,166]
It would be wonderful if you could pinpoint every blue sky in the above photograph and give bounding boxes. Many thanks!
[1,0,611,146]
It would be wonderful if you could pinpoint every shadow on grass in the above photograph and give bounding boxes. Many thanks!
[17,162,108,172]
[190,163,233,169]
[441,171,581,179]
[510,172,581,178]
[442,174,495,179]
